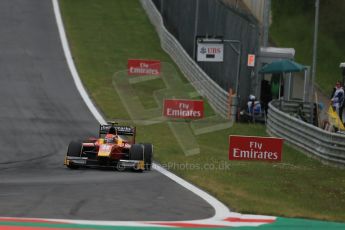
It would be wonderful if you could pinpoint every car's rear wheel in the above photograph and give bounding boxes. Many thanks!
[129,144,144,160]
[66,141,82,169]
[142,143,153,171]
[129,144,144,172]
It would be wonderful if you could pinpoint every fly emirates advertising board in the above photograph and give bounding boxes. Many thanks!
[163,99,204,119]
[229,135,283,162]
[127,59,161,76]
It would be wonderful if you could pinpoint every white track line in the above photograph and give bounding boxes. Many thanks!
[52,0,276,227]
[52,0,106,125]
[152,163,230,220]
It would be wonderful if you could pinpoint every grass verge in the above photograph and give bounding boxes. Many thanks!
[60,0,345,222]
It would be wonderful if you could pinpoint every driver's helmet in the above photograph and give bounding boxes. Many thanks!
[104,134,116,144]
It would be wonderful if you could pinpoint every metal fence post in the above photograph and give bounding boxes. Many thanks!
[263,0,271,47]
[192,0,199,60]
[311,0,320,103]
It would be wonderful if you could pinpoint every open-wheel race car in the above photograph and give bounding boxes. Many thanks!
[64,122,153,172]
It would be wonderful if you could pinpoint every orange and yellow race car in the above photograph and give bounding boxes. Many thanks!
[64,122,153,172]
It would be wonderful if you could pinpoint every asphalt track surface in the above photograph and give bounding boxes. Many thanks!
[0,0,214,221]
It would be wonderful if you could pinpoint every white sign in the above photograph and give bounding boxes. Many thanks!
[197,43,224,62]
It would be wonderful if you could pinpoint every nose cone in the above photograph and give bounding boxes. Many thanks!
[98,144,112,157]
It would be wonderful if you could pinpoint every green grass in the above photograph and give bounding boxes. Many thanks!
[60,0,345,222]
[271,0,345,93]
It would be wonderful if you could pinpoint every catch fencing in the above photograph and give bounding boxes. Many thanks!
[267,100,345,166]
[150,0,259,107]
[140,0,229,118]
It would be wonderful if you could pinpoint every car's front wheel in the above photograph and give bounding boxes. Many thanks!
[66,141,82,169]
[142,143,153,171]
[129,144,144,172]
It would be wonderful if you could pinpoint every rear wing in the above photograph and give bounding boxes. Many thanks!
[99,124,136,136]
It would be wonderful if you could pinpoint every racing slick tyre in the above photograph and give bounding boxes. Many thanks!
[129,144,144,160]
[129,144,144,172]
[142,143,153,171]
[66,141,82,169]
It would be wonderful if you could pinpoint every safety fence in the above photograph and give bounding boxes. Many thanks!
[273,100,316,125]
[267,100,345,166]
[151,0,259,106]
[140,0,229,118]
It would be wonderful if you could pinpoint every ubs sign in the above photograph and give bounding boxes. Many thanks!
[197,40,224,62]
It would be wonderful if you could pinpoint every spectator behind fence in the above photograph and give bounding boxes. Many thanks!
[330,81,344,122]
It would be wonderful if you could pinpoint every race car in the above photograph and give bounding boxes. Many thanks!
[64,122,153,172]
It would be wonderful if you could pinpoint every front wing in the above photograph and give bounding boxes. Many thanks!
[64,156,145,170]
